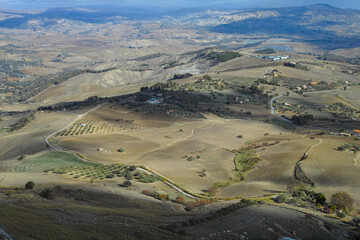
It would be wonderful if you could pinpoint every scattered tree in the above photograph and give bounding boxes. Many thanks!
[336,211,346,219]
[125,172,134,180]
[207,186,218,197]
[128,165,136,171]
[315,192,326,205]
[277,194,288,203]
[331,192,354,211]
[176,196,185,205]
[39,188,54,200]
[25,181,34,190]
[123,180,132,187]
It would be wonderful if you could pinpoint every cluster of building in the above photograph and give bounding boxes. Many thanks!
[329,129,360,137]
[294,82,319,92]
[263,55,289,61]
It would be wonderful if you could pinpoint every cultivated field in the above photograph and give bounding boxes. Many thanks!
[301,137,360,207]
[0,111,75,161]
[218,134,316,198]
[14,151,96,173]
[55,105,286,194]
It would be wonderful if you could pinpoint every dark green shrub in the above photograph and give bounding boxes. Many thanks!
[123,181,132,187]
[125,172,134,180]
[329,204,337,213]
[277,194,288,203]
[39,188,54,199]
[336,211,346,219]
[25,181,34,190]
[128,165,136,171]
[315,192,326,205]
[353,217,360,225]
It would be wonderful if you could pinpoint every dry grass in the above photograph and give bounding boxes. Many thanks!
[58,106,285,194]
[0,111,75,161]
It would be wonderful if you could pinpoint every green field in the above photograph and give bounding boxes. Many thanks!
[234,149,261,180]
[14,151,97,173]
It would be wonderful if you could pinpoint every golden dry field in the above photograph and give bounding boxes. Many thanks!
[55,105,285,194]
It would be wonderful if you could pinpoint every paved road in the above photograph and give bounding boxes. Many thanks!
[269,94,294,124]
[266,66,351,125]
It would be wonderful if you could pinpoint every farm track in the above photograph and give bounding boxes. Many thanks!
[45,104,106,155]
[353,152,360,166]
[294,139,322,187]
[133,124,207,162]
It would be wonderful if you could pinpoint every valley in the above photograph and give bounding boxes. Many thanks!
[0,3,360,240]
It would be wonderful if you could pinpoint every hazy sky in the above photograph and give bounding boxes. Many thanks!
[0,0,359,10]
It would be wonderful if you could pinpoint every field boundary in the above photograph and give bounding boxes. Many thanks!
[294,139,321,187]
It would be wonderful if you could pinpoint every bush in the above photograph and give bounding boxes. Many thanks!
[353,217,360,226]
[331,192,354,210]
[315,193,326,205]
[128,165,136,171]
[287,182,306,192]
[117,148,125,153]
[158,194,168,201]
[18,155,26,160]
[123,180,132,187]
[237,135,243,139]
[277,194,288,203]
[139,174,161,183]
[207,186,218,197]
[142,190,151,195]
[300,202,307,208]
[329,204,337,213]
[176,196,185,205]
[125,172,134,180]
[336,211,346,219]
[39,188,54,200]
[25,181,34,190]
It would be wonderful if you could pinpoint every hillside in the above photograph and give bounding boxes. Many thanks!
[0,3,360,240]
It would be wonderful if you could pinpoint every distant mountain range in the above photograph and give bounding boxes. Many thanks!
[209,4,360,49]
[0,4,359,49]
